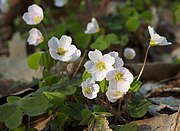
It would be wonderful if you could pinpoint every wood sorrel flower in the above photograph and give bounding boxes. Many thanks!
[48,35,78,62]
[69,49,81,62]
[85,18,100,34]
[27,28,44,46]
[148,26,172,46]
[84,49,115,81]
[123,48,136,60]
[108,51,124,68]
[81,78,100,99]
[106,88,124,103]
[54,0,68,7]
[22,4,44,25]
[106,67,133,92]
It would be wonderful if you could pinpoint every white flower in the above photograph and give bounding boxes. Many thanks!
[22,4,44,25]
[69,49,81,62]
[48,35,77,62]
[148,26,172,46]
[81,78,100,99]
[108,51,124,68]
[85,18,100,34]
[0,0,9,13]
[123,48,136,60]
[54,0,68,7]
[27,28,44,46]
[84,50,115,81]
[106,88,124,103]
[106,67,133,92]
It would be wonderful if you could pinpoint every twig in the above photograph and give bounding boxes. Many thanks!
[72,50,88,79]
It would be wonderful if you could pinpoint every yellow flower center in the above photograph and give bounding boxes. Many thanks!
[114,72,124,81]
[84,87,92,95]
[150,40,156,46]
[115,91,121,96]
[57,48,66,55]
[34,16,41,23]
[41,36,44,42]
[96,62,106,71]
[96,27,100,32]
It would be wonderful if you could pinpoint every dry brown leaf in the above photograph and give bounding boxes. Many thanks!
[33,114,55,131]
[0,32,42,83]
[132,111,180,131]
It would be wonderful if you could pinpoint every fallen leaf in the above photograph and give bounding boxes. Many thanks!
[0,32,42,83]
[132,111,180,131]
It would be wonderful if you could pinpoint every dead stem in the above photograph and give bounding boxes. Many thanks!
[137,45,151,81]
[114,99,122,123]
[72,50,88,79]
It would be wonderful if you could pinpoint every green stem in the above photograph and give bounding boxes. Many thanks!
[40,23,48,42]
[137,45,151,81]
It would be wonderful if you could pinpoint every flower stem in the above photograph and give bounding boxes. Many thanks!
[40,23,48,42]
[137,45,151,81]
[114,99,122,123]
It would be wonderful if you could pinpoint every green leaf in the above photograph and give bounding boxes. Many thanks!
[94,105,106,112]
[129,80,142,92]
[99,79,107,93]
[7,96,21,103]
[0,104,18,122]
[118,123,138,131]
[79,109,92,125]
[44,92,66,108]
[43,75,59,86]
[56,113,69,128]
[40,52,56,71]
[22,95,49,116]
[125,16,140,31]
[82,71,92,81]
[5,108,23,129]
[126,99,151,118]
[140,10,153,21]
[27,52,43,70]
[60,86,77,96]
[105,33,120,45]
[119,35,129,46]
[91,35,110,51]
[74,32,91,50]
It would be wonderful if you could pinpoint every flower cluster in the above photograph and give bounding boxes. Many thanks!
[82,50,134,102]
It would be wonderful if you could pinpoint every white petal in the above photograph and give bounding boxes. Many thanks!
[69,49,81,62]
[59,35,72,49]
[86,78,95,85]
[22,13,34,25]
[106,90,119,103]
[148,26,155,38]
[106,70,116,81]
[92,71,106,81]
[65,45,77,56]
[123,48,136,60]
[58,55,71,62]
[48,37,59,49]
[84,61,97,73]
[102,54,115,66]
[93,84,100,94]
[114,57,124,68]
[108,51,119,58]
[49,48,59,60]
[92,18,99,29]
[88,49,102,62]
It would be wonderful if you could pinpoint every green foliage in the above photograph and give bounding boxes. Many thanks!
[126,16,140,31]
[0,104,23,129]
[27,51,55,71]
[129,80,142,92]
[99,79,107,93]
[118,123,138,131]
[22,95,49,116]
[82,71,92,81]
[126,99,151,118]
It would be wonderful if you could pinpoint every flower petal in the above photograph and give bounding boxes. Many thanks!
[59,35,72,49]
[48,37,59,49]
[88,49,102,62]
[84,61,97,73]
